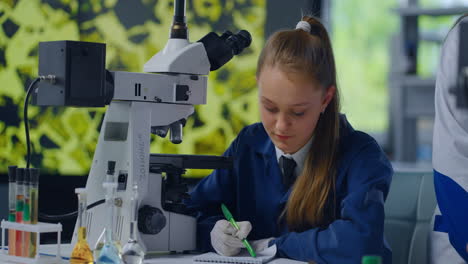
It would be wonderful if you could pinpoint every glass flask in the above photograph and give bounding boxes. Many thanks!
[97,161,123,264]
[70,188,94,264]
[94,228,105,260]
[122,184,145,264]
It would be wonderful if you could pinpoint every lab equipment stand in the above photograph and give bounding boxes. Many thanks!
[389,1,468,162]
[0,220,64,264]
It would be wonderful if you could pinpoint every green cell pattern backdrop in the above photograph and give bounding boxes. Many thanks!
[0,0,265,177]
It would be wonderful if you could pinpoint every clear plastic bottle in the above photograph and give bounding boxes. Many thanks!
[70,188,94,264]
[362,255,382,264]
[122,184,145,264]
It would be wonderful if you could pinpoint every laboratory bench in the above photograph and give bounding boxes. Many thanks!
[36,244,307,264]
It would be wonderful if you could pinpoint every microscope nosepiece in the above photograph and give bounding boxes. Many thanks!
[169,120,185,144]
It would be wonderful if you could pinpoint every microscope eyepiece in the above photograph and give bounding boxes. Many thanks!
[225,30,252,55]
[198,30,252,71]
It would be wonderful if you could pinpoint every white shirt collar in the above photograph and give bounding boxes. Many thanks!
[275,136,313,178]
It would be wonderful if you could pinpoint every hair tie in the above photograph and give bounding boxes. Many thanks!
[295,21,311,33]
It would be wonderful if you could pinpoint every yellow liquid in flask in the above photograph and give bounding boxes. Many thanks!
[70,227,94,264]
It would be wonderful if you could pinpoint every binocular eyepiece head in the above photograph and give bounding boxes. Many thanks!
[198,30,252,71]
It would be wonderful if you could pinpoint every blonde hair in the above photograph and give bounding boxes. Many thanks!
[257,16,340,230]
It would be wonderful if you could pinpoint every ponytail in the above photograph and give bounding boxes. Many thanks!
[257,16,340,230]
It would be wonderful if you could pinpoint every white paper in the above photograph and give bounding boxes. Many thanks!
[193,245,277,264]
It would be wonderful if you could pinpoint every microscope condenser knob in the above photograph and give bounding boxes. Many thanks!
[138,205,167,235]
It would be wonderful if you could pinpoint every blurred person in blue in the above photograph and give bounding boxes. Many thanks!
[429,14,468,264]
[186,16,393,263]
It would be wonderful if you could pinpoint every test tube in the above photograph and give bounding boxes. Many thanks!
[15,168,25,257]
[22,169,31,257]
[8,166,17,256]
[29,168,39,257]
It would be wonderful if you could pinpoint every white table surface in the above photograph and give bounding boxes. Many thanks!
[38,244,306,264]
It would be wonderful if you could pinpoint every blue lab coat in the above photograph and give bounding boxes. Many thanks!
[186,115,393,263]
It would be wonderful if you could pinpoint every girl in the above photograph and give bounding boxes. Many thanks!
[186,16,392,264]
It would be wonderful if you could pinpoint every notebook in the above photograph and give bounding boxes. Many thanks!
[193,245,277,264]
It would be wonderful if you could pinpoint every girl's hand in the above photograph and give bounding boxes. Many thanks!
[210,220,252,256]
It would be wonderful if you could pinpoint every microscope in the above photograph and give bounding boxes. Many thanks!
[33,0,251,252]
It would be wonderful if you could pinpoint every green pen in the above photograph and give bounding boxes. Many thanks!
[221,203,257,258]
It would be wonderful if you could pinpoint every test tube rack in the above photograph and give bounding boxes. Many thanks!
[0,220,65,264]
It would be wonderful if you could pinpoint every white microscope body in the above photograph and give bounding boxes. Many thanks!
[74,38,210,252]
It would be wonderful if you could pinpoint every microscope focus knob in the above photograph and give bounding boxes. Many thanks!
[151,126,169,138]
[138,205,167,235]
